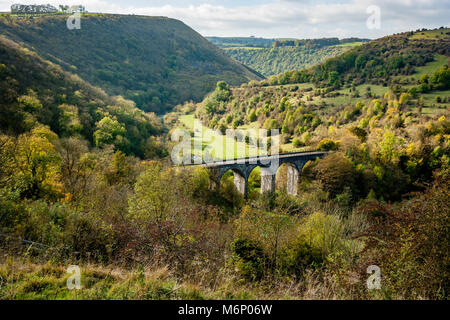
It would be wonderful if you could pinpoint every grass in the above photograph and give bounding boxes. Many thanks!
[0,260,210,300]
[411,54,449,80]
[0,258,335,300]
[333,42,366,48]
[409,28,450,40]
[178,114,196,130]
[422,89,450,110]
[319,95,359,106]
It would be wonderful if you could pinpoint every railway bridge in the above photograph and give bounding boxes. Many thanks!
[201,151,328,199]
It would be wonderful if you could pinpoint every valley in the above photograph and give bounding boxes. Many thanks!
[0,13,262,114]
[0,8,449,302]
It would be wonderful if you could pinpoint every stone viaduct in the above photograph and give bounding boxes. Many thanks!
[202,151,328,199]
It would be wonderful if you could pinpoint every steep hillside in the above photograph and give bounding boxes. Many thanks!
[265,29,450,86]
[207,37,369,77]
[0,13,263,114]
[223,45,358,77]
[171,29,450,200]
[0,35,164,158]
[193,29,450,136]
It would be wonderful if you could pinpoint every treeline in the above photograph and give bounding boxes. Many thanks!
[210,36,369,77]
[206,36,274,48]
[273,37,370,48]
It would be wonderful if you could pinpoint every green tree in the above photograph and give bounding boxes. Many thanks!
[13,126,61,199]
[327,71,340,86]
[431,66,450,89]
[378,130,404,164]
[128,164,181,223]
[93,116,126,148]
[248,109,257,122]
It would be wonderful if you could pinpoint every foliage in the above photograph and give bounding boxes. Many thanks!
[0,14,262,113]
[358,174,450,299]
[0,26,449,301]
[0,35,165,158]
[317,138,340,151]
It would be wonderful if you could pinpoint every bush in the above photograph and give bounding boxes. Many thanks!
[292,137,302,147]
[311,153,358,198]
[230,238,267,281]
[358,174,450,299]
[317,138,340,151]
[279,240,322,277]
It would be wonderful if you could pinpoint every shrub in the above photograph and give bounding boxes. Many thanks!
[317,138,340,151]
[311,153,358,198]
[279,240,322,277]
[292,137,302,148]
[230,238,267,281]
[358,174,450,299]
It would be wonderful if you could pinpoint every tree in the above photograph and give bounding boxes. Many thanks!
[419,74,429,84]
[399,92,412,106]
[378,130,404,164]
[431,66,450,89]
[58,137,96,206]
[292,137,302,148]
[317,138,339,151]
[17,91,42,113]
[355,54,366,70]
[128,164,181,223]
[13,126,61,199]
[311,153,357,198]
[216,81,228,91]
[93,116,126,148]
[58,104,83,135]
[248,109,257,122]
[347,126,367,142]
[328,71,340,86]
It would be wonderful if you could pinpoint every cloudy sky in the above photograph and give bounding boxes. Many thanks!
[1,0,449,39]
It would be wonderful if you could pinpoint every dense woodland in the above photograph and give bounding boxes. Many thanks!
[0,14,262,114]
[263,30,450,87]
[0,22,449,300]
[208,37,369,77]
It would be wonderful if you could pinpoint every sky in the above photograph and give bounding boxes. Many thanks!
[1,0,449,39]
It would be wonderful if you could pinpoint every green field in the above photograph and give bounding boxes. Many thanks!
[422,89,450,110]
[178,114,269,160]
[224,47,265,51]
[333,41,366,47]
[338,84,389,97]
[411,54,449,80]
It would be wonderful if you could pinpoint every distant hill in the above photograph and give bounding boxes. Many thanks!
[206,37,370,77]
[0,13,263,114]
[0,35,164,158]
[265,29,450,86]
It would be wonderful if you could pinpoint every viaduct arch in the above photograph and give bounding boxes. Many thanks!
[203,151,328,199]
